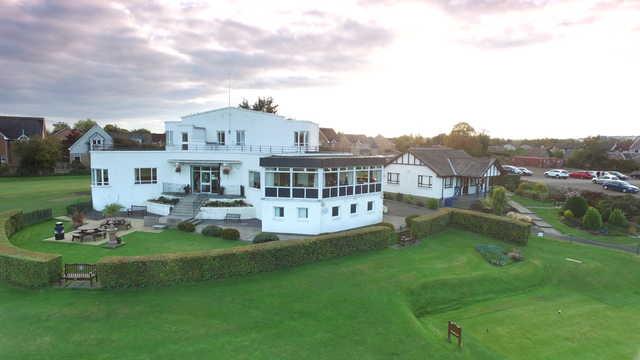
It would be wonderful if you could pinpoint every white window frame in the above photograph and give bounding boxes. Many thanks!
[166,130,173,145]
[294,131,309,147]
[91,168,109,186]
[297,207,308,219]
[274,206,285,218]
[236,130,246,146]
[217,130,226,145]
[134,168,157,184]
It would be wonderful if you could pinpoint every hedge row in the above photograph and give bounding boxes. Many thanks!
[0,211,62,287]
[410,208,530,245]
[22,208,53,227]
[97,225,393,288]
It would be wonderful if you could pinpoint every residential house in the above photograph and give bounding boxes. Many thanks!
[384,147,500,203]
[90,107,385,235]
[69,125,113,166]
[0,116,46,167]
[319,128,341,151]
[511,156,563,168]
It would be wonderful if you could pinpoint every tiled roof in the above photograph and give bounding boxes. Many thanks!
[407,147,496,177]
[0,116,45,139]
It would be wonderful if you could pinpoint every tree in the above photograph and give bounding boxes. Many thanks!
[52,122,70,133]
[13,137,62,175]
[104,124,129,134]
[608,208,628,227]
[239,97,278,113]
[73,118,97,133]
[564,195,588,218]
[443,122,489,156]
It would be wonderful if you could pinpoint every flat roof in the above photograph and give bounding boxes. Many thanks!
[260,155,387,168]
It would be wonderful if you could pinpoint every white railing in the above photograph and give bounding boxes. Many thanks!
[164,144,319,153]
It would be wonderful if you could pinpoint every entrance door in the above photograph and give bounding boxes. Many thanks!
[201,171,211,193]
[191,166,221,194]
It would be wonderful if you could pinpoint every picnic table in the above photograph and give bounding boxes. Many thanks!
[71,228,106,243]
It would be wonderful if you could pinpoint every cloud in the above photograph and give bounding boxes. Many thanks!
[0,0,392,121]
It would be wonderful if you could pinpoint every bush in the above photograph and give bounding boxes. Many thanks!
[103,203,124,218]
[489,186,508,215]
[201,225,223,237]
[410,208,530,245]
[493,174,521,192]
[377,222,396,231]
[221,228,240,240]
[582,207,603,231]
[66,201,93,215]
[177,221,195,232]
[405,215,419,228]
[563,209,574,219]
[426,198,439,210]
[253,232,279,244]
[96,225,393,288]
[608,208,628,227]
[564,196,588,218]
[0,211,62,287]
[395,192,404,201]
[71,211,85,229]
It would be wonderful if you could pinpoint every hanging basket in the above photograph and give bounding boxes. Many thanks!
[175,164,181,173]
[222,166,231,175]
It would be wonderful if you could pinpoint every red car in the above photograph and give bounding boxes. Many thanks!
[569,171,594,180]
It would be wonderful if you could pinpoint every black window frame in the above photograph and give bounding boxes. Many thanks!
[350,203,357,214]
[387,172,400,184]
[331,206,339,217]
[367,201,373,211]
[418,175,432,188]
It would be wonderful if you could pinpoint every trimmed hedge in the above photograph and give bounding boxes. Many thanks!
[22,208,53,226]
[410,208,530,245]
[177,221,195,232]
[0,211,62,287]
[221,228,240,240]
[97,225,393,288]
[253,232,280,244]
[202,225,223,237]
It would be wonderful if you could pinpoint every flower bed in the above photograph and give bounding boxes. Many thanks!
[203,199,250,207]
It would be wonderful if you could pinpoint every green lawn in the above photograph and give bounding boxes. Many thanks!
[0,175,90,215]
[2,229,640,359]
[9,220,244,264]
[511,195,640,246]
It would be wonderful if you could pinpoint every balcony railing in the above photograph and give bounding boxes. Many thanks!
[164,144,319,153]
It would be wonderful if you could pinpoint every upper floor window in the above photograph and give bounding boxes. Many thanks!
[135,168,157,184]
[90,136,103,150]
[418,175,432,188]
[294,131,309,147]
[236,130,245,145]
[91,168,109,186]
[387,172,400,184]
[166,131,173,145]
[323,166,382,198]
[217,130,226,145]
[249,170,261,189]
[181,132,188,150]
[265,167,319,199]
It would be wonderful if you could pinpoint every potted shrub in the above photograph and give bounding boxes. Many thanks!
[71,210,85,229]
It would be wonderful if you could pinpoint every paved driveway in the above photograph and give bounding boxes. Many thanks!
[383,199,437,230]
[523,168,640,198]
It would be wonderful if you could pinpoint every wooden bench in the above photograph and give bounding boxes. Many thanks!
[63,263,97,286]
[126,205,147,217]
[224,213,241,223]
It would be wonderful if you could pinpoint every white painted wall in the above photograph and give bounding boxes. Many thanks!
[165,107,319,150]
[198,206,256,220]
[260,193,383,235]
[384,162,445,199]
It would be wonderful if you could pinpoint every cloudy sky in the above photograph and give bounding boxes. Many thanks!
[1,0,639,139]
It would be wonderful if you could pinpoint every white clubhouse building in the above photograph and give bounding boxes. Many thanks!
[90,107,385,235]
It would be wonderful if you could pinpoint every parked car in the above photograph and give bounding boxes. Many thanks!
[603,180,639,193]
[607,171,628,180]
[569,171,594,180]
[544,169,569,179]
[517,167,533,176]
[592,174,619,184]
[502,165,523,175]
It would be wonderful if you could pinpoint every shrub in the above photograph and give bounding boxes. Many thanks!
[405,215,419,228]
[103,203,124,218]
[580,190,606,207]
[493,174,521,192]
[415,199,425,207]
[563,209,574,219]
[564,196,588,218]
[66,201,93,215]
[253,232,279,244]
[96,225,393,288]
[71,211,85,229]
[582,207,603,231]
[395,192,404,201]
[221,228,240,240]
[177,221,195,232]
[608,208,628,227]
[410,209,530,245]
[377,222,396,231]
[489,186,508,215]
[201,225,223,237]
[426,198,439,210]
[150,196,180,205]
[0,211,62,287]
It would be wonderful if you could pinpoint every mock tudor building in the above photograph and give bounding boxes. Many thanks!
[384,147,500,202]
[90,107,385,235]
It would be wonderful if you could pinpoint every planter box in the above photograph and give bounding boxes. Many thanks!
[145,201,172,216]
[198,206,255,220]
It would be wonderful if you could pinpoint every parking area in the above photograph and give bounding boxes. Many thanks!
[524,168,640,198]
